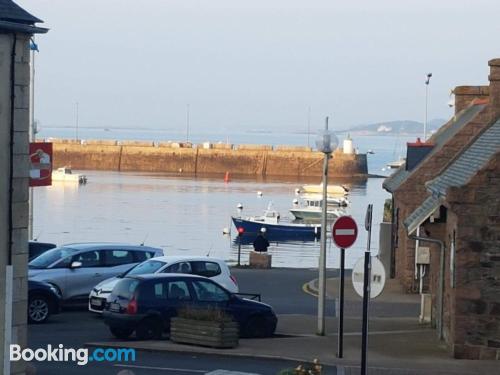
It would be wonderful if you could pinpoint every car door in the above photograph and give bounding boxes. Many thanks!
[139,279,193,330]
[189,279,233,316]
[65,250,105,300]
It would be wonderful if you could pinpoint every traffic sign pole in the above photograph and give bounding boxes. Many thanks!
[361,204,373,375]
[337,247,345,358]
[332,216,358,360]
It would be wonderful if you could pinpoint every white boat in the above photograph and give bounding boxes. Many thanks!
[51,167,87,184]
[387,158,406,169]
[290,196,347,221]
[299,184,348,196]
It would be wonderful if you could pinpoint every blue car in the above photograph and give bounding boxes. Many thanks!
[102,274,277,340]
[28,280,61,324]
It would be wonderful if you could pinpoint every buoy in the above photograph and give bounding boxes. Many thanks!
[295,188,300,195]
[222,227,230,235]
[237,203,243,210]
[178,168,183,173]
[292,198,299,206]
[257,191,263,197]
[224,171,230,183]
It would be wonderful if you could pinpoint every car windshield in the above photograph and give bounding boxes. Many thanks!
[126,260,166,276]
[29,247,79,269]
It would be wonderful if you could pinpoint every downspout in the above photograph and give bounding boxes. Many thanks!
[409,234,445,340]
[8,34,17,266]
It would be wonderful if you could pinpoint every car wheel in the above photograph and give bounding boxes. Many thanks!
[109,327,134,339]
[243,315,271,338]
[28,295,51,324]
[135,317,162,340]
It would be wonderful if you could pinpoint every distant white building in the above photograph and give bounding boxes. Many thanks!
[377,125,392,133]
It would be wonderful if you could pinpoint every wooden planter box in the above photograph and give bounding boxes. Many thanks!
[170,317,239,348]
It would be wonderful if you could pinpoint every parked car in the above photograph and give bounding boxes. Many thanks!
[89,256,238,313]
[28,280,61,324]
[29,241,57,261]
[102,274,277,340]
[28,243,163,302]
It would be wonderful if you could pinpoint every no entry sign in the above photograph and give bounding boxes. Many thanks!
[332,216,358,248]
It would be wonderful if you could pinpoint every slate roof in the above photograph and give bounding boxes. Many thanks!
[0,0,42,24]
[404,118,500,234]
[383,102,487,193]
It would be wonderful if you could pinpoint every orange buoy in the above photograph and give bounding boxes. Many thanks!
[224,171,230,182]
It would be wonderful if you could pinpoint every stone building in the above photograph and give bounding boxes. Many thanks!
[384,58,500,359]
[0,1,47,374]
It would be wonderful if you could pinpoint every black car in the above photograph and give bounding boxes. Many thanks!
[102,274,277,340]
[28,280,61,324]
[29,241,57,261]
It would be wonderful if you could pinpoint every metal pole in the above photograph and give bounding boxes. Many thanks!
[424,83,428,141]
[186,104,190,143]
[237,235,241,267]
[307,106,311,148]
[361,204,373,375]
[337,247,345,358]
[317,117,330,336]
[28,40,35,240]
[75,101,79,141]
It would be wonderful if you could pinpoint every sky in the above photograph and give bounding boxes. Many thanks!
[21,0,500,133]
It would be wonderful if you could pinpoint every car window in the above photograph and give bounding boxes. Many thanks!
[164,262,192,274]
[29,247,79,268]
[134,251,154,262]
[167,281,191,300]
[190,261,222,278]
[114,279,139,299]
[127,260,166,276]
[51,256,72,269]
[104,250,134,266]
[192,280,229,302]
[72,250,102,268]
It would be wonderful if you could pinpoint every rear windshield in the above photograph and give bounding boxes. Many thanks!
[29,247,79,268]
[127,260,166,276]
[113,279,139,299]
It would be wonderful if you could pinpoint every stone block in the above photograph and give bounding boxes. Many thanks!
[14,36,30,64]
[479,347,497,360]
[11,228,28,255]
[12,300,27,326]
[12,154,29,178]
[12,253,28,279]
[13,108,29,132]
[488,339,500,348]
[12,177,28,203]
[12,201,29,228]
[15,61,30,86]
[13,130,29,156]
[249,251,272,269]
[12,276,28,303]
[14,84,29,109]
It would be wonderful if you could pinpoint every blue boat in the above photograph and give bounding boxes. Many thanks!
[231,204,321,239]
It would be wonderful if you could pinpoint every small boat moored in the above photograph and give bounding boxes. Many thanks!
[289,195,347,221]
[232,203,321,239]
[299,184,348,196]
[51,167,87,184]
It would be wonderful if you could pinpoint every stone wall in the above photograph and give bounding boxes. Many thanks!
[51,141,368,178]
[393,104,491,292]
[0,32,31,375]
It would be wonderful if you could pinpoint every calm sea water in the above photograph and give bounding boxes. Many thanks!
[34,129,418,269]
[34,172,390,269]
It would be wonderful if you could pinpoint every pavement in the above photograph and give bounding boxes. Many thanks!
[87,274,499,375]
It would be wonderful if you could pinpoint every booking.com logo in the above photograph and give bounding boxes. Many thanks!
[10,344,136,366]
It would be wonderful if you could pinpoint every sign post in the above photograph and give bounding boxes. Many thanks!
[361,204,373,375]
[237,227,245,266]
[332,216,358,359]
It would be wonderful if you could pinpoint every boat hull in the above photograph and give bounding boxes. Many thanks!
[289,209,339,221]
[301,184,347,195]
[231,217,320,239]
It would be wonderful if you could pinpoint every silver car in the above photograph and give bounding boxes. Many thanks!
[28,243,163,301]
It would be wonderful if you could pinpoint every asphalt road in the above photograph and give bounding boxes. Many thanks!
[27,268,336,375]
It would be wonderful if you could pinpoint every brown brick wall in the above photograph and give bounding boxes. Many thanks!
[392,105,491,292]
[453,86,489,114]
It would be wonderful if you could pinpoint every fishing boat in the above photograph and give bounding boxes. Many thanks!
[387,157,405,169]
[299,184,348,196]
[289,195,347,221]
[51,167,87,184]
[232,204,321,238]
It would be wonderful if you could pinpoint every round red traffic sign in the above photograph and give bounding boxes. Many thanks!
[332,216,358,248]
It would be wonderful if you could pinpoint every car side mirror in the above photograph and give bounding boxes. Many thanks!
[70,261,82,269]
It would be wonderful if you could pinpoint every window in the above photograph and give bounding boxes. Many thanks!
[167,281,191,300]
[104,250,134,266]
[127,260,166,276]
[134,251,154,262]
[191,261,221,278]
[29,247,79,269]
[72,250,102,267]
[114,279,139,299]
[164,262,192,274]
[192,280,229,302]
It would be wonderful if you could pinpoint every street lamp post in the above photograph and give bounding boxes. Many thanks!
[315,116,339,336]
[424,73,432,141]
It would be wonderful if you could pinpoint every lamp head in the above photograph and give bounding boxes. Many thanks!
[315,128,338,154]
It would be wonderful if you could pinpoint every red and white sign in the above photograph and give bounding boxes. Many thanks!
[29,142,53,187]
[332,216,358,248]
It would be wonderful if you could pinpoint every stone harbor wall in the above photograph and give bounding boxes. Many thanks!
[47,140,369,178]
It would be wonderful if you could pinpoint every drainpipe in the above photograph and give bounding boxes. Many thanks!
[409,234,445,340]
